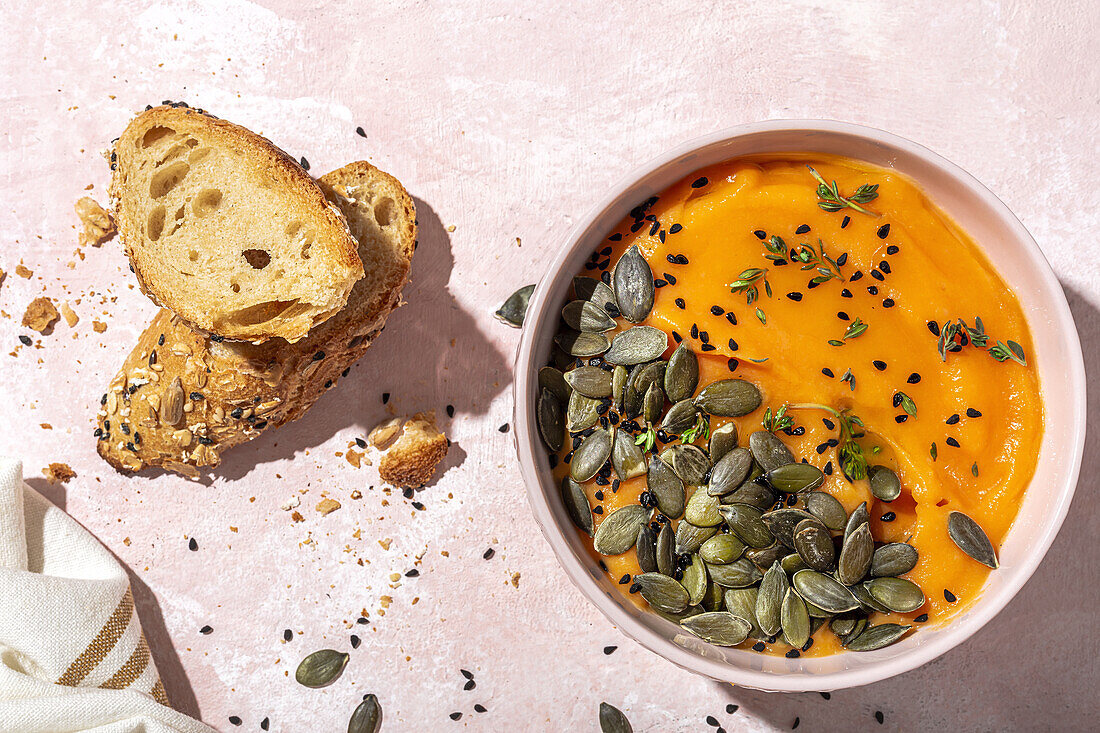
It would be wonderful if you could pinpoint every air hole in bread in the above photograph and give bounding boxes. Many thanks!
[141,125,176,148]
[348,334,365,349]
[150,161,190,199]
[147,205,166,241]
[285,221,303,237]
[243,249,271,269]
[374,197,395,226]
[189,250,199,262]
[192,188,222,217]
[188,146,212,165]
[218,299,300,328]
[231,282,241,293]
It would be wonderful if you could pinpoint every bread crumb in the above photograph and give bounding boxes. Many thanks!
[15,265,32,279]
[123,537,131,546]
[60,301,79,327]
[0,268,6,289]
[378,411,450,488]
[42,462,75,483]
[446,224,456,232]
[75,196,116,247]
[280,496,301,511]
[40,423,52,430]
[379,538,392,550]
[368,417,402,448]
[22,297,59,333]
[511,572,521,588]
[92,320,107,333]
[290,511,305,523]
[345,449,363,468]
[316,497,341,515]
[350,489,362,500]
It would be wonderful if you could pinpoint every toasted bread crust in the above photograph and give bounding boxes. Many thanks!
[109,105,364,343]
[96,161,416,474]
[377,412,450,488]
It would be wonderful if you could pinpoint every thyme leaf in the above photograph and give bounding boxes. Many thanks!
[807,166,880,217]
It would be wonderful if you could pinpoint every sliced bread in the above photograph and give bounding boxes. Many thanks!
[109,105,364,343]
[96,161,416,473]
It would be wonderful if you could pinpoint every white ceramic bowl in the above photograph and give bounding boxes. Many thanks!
[513,120,1086,691]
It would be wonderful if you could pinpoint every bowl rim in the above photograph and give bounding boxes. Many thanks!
[513,118,1086,691]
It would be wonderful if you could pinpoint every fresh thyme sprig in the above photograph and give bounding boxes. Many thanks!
[730,267,772,305]
[763,236,789,263]
[936,316,1027,366]
[791,238,844,284]
[989,340,1027,366]
[808,166,880,216]
[680,413,710,444]
[788,403,868,480]
[828,318,868,347]
[634,426,657,451]
[895,391,917,416]
[762,404,794,433]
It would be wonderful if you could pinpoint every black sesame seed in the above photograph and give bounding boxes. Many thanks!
[199,625,213,635]
[654,279,668,288]
[752,642,766,651]
[880,261,892,274]
[786,292,803,302]
[727,704,739,713]
[403,487,415,499]
[283,628,293,641]
[967,407,982,418]
[871,269,885,281]
[944,588,957,602]
[592,506,603,514]
[351,634,361,648]
[786,649,801,659]
[894,415,908,424]
[356,125,366,137]
[881,512,896,522]
[725,312,737,325]
[887,245,900,255]
[483,548,495,559]
[382,392,390,404]
[405,568,420,577]
[753,229,766,240]
[728,338,739,351]
[261,718,270,731]
[928,320,940,336]
[915,613,929,623]
[875,711,885,724]
[710,305,725,316]
[945,437,960,448]
[498,423,510,433]
[464,679,476,691]
[796,224,811,234]
[618,574,630,584]
[188,538,198,551]
[665,272,677,285]
[299,156,310,171]
[850,270,864,282]
[841,215,851,228]
[836,252,848,267]
[707,715,720,726]
[820,692,831,700]
[877,223,890,239]
[866,285,879,296]
[907,372,921,384]
[670,223,683,234]
[837,311,850,321]
[474,704,487,713]
[675,298,685,309]
[727,358,739,372]
[840,289,853,298]
[821,368,835,378]
[629,583,641,593]
[603,645,617,655]
[460,669,474,680]
[946,414,960,425]
[873,360,887,371]
[882,298,895,308]
[649,221,659,236]
[229,716,242,726]
[692,176,709,188]
[411,501,425,511]
[450,712,462,721]
[609,232,623,241]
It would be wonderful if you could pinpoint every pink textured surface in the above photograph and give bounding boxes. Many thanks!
[1,1,1097,731]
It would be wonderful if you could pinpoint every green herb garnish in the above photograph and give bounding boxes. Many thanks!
[989,340,1027,366]
[842,317,868,340]
[680,413,710,444]
[937,317,1026,366]
[755,308,767,325]
[730,267,771,305]
[808,166,880,216]
[762,404,794,433]
[788,403,868,480]
[634,426,657,451]
[792,238,844,283]
[895,391,917,416]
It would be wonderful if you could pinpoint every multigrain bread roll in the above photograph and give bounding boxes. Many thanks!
[109,105,364,343]
[95,162,416,475]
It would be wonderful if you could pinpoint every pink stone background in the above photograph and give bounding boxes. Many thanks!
[2,1,1098,730]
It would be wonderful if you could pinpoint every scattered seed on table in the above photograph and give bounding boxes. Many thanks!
[820,692,831,700]
[483,548,495,560]
[261,718,270,731]
[792,716,801,729]
[875,711,885,724]
[188,538,198,551]
[229,716,241,726]
[356,126,366,137]
[351,635,361,649]
[474,704,487,713]
[603,645,617,655]
[450,712,462,721]
[498,423,510,433]
[283,629,293,641]
[707,715,720,726]
[464,679,476,690]
[199,625,212,635]
[446,404,455,417]
[412,501,425,510]
[382,392,390,404]
[405,569,419,577]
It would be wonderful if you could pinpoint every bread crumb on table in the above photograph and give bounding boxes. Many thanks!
[75,196,116,247]
[60,301,79,327]
[315,497,341,515]
[15,264,32,279]
[43,462,75,483]
[378,411,450,488]
[22,297,59,333]
[92,320,107,333]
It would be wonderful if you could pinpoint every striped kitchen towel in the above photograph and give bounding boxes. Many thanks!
[0,459,213,732]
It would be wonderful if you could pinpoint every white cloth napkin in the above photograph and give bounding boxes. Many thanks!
[0,459,214,733]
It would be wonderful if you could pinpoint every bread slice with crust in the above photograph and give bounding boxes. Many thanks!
[96,161,415,474]
[109,105,364,343]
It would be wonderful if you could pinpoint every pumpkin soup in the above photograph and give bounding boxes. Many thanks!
[539,154,1042,657]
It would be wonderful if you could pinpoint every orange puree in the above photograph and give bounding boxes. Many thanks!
[554,153,1043,657]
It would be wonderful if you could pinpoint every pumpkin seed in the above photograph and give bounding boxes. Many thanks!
[850,582,891,614]
[647,456,685,518]
[642,382,665,424]
[701,579,726,611]
[867,577,926,613]
[803,491,848,531]
[844,623,912,652]
[634,571,689,613]
[749,430,795,472]
[348,694,382,733]
[611,365,628,412]
[536,388,564,451]
[948,511,999,569]
[680,612,752,646]
[805,599,832,618]
[574,276,618,313]
[611,427,647,481]
[708,421,738,462]
[829,614,860,638]
[570,427,612,482]
[706,557,763,588]
[605,326,668,366]
[841,616,870,646]
[693,379,762,417]
[724,587,765,639]
[871,543,920,577]
[661,399,699,434]
[707,447,753,496]
[793,518,835,572]
[562,299,616,333]
[843,501,870,543]
[836,521,874,585]
[554,329,610,357]
[566,391,600,432]
[699,533,746,565]
[685,489,723,527]
[719,504,773,548]
[781,589,811,649]
[656,522,675,576]
[682,553,708,605]
[636,523,657,573]
[756,561,788,636]
[675,521,717,555]
[792,569,860,613]
[664,342,699,402]
[612,244,655,323]
[760,508,815,548]
[659,444,711,486]
[592,504,648,555]
[868,464,902,502]
[723,476,775,510]
[652,605,703,624]
[564,365,613,398]
[295,649,349,688]
[599,701,634,733]
[765,462,825,493]
[781,552,809,574]
[561,477,593,537]
[494,284,535,327]
[623,361,666,417]
[746,543,787,570]
[538,366,571,403]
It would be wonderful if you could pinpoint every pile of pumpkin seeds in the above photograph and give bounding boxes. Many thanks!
[534,244,939,654]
